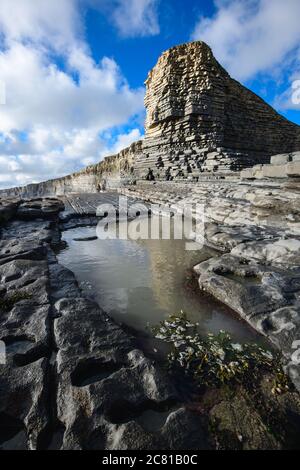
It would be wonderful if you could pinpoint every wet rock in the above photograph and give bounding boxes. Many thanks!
[209,393,280,450]
[1,219,55,244]
[194,252,300,390]
[231,238,300,268]
[194,254,288,321]
[0,304,51,366]
[205,223,281,252]
[161,408,212,450]
[48,263,79,300]
[107,407,212,450]
[0,358,50,450]
[54,297,132,359]
[106,420,163,450]
[1,188,300,449]
[16,199,64,220]
[0,239,47,266]
[0,199,20,224]
[258,375,300,448]
[0,259,49,306]
[52,294,179,449]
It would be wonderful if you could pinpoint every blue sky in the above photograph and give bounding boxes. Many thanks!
[0,0,299,189]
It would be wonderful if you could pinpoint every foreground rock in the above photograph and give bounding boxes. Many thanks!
[0,196,213,450]
[119,179,300,392]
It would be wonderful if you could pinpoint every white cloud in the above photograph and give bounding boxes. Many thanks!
[0,127,142,188]
[0,0,81,52]
[0,0,145,189]
[191,0,300,81]
[104,128,142,155]
[110,0,160,38]
[0,42,143,133]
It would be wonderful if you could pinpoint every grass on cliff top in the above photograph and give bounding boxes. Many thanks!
[152,311,290,395]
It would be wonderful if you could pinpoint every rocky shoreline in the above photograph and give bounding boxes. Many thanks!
[0,197,198,450]
[120,177,300,392]
[1,194,300,450]
[1,39,300,450]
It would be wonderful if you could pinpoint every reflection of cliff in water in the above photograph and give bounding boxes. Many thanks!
[57,220,263,343]
[136,216,206,314]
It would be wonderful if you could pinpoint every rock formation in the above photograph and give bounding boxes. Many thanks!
[120,175,300,391]
[1,193,300,449]
[241,151,300,180]
[1,40,300,195]
[0,141,143,198]
[1,41,300,451]
[135,42,300,179]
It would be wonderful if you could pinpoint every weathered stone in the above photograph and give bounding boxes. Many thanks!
[194,254,289,321]
[0,40,300,450]
[292,152,300,162]
[16,198,64,220]
[161,408,212,450]
[0,259,49,305]
[0,304,51,366]
[0,239,47,266]
[209,393,280,450]
[1,42,300,196]
[240,168,256,179]
[271,154,292,165]
[0,359,49,450]
[287,161,300,178]
[231,239,300,268]
[262,164,288,178]
[0,199,20,224]
[139,41,300,180]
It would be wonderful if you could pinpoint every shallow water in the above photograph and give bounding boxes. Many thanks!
[57,217,263,345]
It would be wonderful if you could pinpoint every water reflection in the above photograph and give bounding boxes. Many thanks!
[57,218,263,343]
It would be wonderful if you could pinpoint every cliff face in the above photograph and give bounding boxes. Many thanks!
[1,41,300,196]
[0,141,143,197]
[135,41,300,179]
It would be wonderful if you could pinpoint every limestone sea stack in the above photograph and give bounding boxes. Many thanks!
[1,41,300,196]
[136,41,300,179]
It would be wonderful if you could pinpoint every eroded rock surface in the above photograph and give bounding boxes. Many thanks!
[1,40,300,449]
[0,196,213,450]
[120,179,300,391]
[1,191,300,449]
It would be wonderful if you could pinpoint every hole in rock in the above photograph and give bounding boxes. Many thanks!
[45,424,66,450]
[20,279,36,288]
[71,359,123,387]
[0,413,24,446]
[84,427,106,450]
[105,399,177,432]
[3,335,35,355]
[217,271,261,287]
[13,344,50,367]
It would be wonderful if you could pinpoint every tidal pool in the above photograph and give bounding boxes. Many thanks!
[57,217,263,345]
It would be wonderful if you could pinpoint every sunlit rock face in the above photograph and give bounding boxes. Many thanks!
[135,41,300,179]
[2,41,300,196]
[0,141,143,197]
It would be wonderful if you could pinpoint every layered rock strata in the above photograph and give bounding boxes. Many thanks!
[241,151,300,180]
[137,42,300,179]
[2,41,300,198]
[0,141,143,198]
